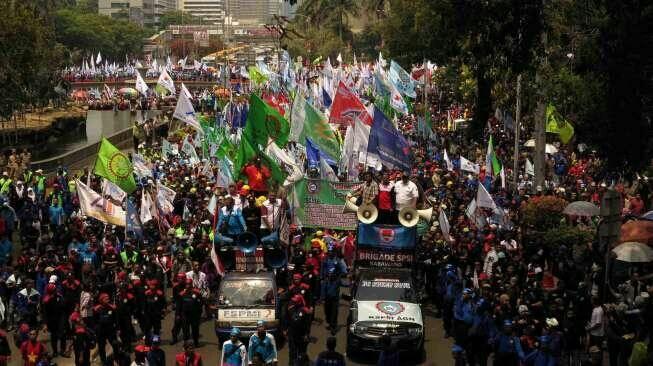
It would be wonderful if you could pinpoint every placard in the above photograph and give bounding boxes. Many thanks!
[291,179,362,230]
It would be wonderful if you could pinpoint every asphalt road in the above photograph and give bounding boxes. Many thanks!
[7,296,452,366]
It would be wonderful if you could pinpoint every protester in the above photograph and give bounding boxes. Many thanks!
[314,336,346,366]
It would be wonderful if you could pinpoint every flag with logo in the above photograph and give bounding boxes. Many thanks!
[157,68,175,94]
[248,65,268,85]
[76,180,126,226]
[126,198,143,240]
[545,103,575,144]
[289,94,340,160]
[181,136,200,165]
[357,224,417,249]
[244,93,290,148]
[132,153,153,179]
[443,149,454,171]
[485,136,501,176]
[367,107,411,171]
[328,81,373,127]
[135,70,149,95]
[156,181,176,215]
[101,178,126,202]
[460,156,480,174]
[476,183,497,210]
[140,190,157,223]
[173,86,203,133]
[94,138,136,193]
[389,60,416,98]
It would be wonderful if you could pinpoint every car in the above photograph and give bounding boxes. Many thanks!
[214,271,279,346]
[345,267,424,359]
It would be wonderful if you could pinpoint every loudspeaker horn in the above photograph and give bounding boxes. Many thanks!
[343,196,359,214]
[398,207,420,227]
[237,232,259,254]
[357,204,378,224]
[417,207,433,222]
[264,246,287,269]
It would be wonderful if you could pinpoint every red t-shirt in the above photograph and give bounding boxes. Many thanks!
[243,165,271,192]
[378,184,393,210]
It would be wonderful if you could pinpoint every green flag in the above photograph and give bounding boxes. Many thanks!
[244,93,290,148]
[94,138,137,193]
[546,103,575,144]
[248,66,268,85]
[259,151,286,185]
[486,136,502,176]
[233,136,257,179]
[296,98,341,160]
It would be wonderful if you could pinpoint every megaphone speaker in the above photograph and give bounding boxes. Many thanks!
[265,246,287,269]
[417,207,433,222]
[237,232,259,254]
[343,197,359,214]
[398,207,419,227]
[357,204,378,224]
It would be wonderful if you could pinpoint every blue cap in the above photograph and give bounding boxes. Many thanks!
[503,319,513,327]
[151,335,161,343]
[446,264,455,271]
[230,327,241,336]
[539,335,550,345]
[452,344,464,353]
[463,288,473,295]
[446,271,457,280]
[257,320,265,327]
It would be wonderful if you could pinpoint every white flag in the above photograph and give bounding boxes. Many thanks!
[103,84,114,97]
[465,199,477,220]
[181,136,200,165]
[525,158,534,176]
[476,183,497,210]
[77,180,126,226]
[140,191,157,223]
[96,51,102,65]
[443,149,454,171]
[201,160,215,180]
[320,157,338,182]
[101,178,127,202]
[354,117,371,152]
[460,156,480,174]
[157,181,176,215]
[157,68,176,94]
[389,81,408,114]
[135,70,149,95]
[500,166,506,189]
[173,86,203,133]
[207,194,218,215]
[337,52,343,64]
[439,209,451,242]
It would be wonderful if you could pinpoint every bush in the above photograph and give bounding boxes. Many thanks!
[542,224,593,250]
[519,196,567,230]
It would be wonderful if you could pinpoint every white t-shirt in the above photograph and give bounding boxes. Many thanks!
[260,198,282,230]
[589,305,605,337]
[393,180,418,210]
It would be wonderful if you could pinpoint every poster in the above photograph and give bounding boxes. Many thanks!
[292,179,362,230]
[356,248,414,268]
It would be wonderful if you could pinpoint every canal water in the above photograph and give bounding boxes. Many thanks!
[32,110,161,161]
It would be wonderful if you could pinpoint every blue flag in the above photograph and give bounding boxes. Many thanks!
[389,61,416,98]
[322,87,332,108]
[126,198,144,241]
[367,107,411,171]
[305,138,320,167]
[357,224,417,249]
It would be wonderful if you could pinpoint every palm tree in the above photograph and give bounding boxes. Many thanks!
[325,0,359,41]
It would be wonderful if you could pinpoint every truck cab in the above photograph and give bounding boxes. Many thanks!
[346,267,424,358]
[214,272,279,345]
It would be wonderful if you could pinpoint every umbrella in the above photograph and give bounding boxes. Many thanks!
[612,242,653,263]
[524,139,558,154]
[563,201,600,217]
[621,220,653,245]
[118,87,138,96]
[640,211,653,221]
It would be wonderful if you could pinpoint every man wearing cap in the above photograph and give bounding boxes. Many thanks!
[491,320,524,366]
[285,294,312,362]
[175,341,202,366]
[179,278,202,346]
[453,288,475,349]
[147,335,166,366]
[218,196,247,239]
[221,327,247,366]
[93,292,118,365]
[120,242,139,267]
[16,279,40,327]
[248,321,278,365]
[320,248,347,334]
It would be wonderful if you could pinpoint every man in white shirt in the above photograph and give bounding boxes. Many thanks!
[586,297,605,348]
[393,171,418,211]
[186,261,208,299]
[260,191,282,236]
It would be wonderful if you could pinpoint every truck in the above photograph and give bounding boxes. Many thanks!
[214,271,279,346]
[345,267,424,360]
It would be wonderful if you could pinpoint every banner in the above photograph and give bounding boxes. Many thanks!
[357,224,417,250]
[126,199,144,239]
[291,179,362,230]
[101,178,126,202]
[356,248,414,268]
[460,156,480,174]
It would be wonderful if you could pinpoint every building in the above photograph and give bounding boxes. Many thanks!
[98,0,177,28]
[177,0,225,25]
[229,0,288,26]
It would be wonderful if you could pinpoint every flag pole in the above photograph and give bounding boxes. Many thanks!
[512,74,522,192]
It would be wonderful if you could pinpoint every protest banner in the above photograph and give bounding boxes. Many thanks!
[291,179,362,230]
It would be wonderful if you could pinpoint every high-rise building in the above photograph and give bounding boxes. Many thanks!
[229,0,287,25]
[177,0,225,25]
[98,0,176,27]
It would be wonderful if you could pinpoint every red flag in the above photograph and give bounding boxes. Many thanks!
[262,92,286,116]
[210,244,225,276]
[329,81,373,127]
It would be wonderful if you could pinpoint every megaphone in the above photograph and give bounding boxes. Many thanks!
[237,232,259,254]
[261,231,279,246]
[357,204,378,224]
[218,246,236,270]
[398,207,420,227]
[264,246,287,269]
[343,196,359,214]
[417,207,433,222]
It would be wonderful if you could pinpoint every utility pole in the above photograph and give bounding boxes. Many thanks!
[599,189,622,301]
[512,74,522,191]
[534,1,547,192]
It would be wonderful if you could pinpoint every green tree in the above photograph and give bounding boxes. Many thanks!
[0,0,64,119]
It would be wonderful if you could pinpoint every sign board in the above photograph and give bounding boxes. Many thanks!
[291,179,362,230]
[356,248,414,268]
[218,308,275,321]
[234,248,264,272]
[357,224,417,250]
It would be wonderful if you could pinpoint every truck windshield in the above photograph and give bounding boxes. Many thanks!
[218,279,275,307]
[355,278,416,302]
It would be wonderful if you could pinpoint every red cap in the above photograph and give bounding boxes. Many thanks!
[292,273,303,280]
